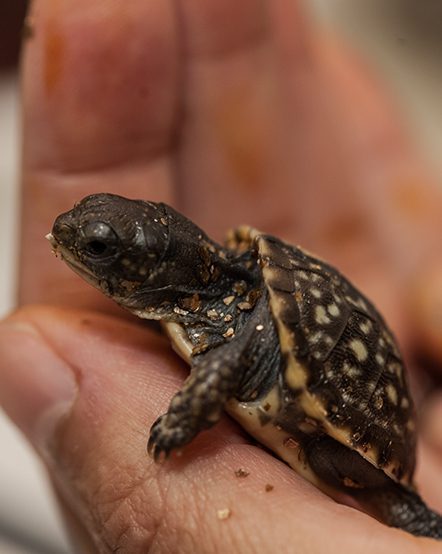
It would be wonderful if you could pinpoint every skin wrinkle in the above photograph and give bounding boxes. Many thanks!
[146,497,195,554]
[95,479,156,552]
[135,470,178,551]
[26,149,175,178]
[224,514,258,554]
[150,472,213,553]
[134,501,166,554]
[50,467,114,554]
[54,430,165,553]
[105,504,152,553]
[96,450,259,553]
[53,489,100,554]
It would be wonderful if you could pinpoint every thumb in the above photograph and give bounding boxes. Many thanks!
[0,305,195,552]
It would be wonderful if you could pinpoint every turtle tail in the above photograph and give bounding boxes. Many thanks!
[358,484,442,539]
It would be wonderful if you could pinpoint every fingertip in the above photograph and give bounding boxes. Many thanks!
[22,0,178,172]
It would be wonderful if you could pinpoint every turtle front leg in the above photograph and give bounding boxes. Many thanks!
[148,346,242,461]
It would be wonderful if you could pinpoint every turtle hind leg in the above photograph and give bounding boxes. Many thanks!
[357,485,442,539]
[304,435,390,491]
[304,436,442,539]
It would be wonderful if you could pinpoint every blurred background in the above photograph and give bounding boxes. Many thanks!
[0,1,440,552]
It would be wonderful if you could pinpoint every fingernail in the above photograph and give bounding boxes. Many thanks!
[0,318,77,453]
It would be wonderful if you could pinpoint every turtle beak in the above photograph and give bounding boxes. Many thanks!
[46,232,57,248]
[46,232,61,258]
[46,230,101,287]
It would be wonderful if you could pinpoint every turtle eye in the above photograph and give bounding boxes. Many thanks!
[85,239,109,256]
[81,222,119,259]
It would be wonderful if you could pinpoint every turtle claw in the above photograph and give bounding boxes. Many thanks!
[148,414,171,462]
[147,440,168,463]
[147,413,190,462]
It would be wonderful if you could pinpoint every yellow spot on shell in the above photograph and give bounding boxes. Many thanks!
[315,305,331,325]
[386,384,398,405]
[349,339,368,362]
[327,304,340,317]
[360,321,372,334]
[343,362,360,378]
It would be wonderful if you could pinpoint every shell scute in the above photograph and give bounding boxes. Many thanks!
[255,233,416,485]
[265,264,296,293]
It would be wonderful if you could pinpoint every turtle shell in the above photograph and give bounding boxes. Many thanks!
[227,226,416,487]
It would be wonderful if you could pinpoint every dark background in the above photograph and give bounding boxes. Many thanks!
[0,1,28,68]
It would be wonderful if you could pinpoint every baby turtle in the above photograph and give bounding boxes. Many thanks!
[48,193,442,539]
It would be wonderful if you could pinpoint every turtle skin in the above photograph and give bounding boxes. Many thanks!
[49,194,442,539]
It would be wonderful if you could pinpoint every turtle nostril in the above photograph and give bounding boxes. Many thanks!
[52,217,74,245]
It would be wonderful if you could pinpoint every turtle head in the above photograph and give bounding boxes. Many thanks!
[48,193,235,317]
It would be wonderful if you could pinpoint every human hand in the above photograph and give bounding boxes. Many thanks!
[2,0,442,552]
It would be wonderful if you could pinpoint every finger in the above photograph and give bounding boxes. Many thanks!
[0,307,436,553]
[176,0,315,238]
[312,35,442,271]
[20,0,179,306]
